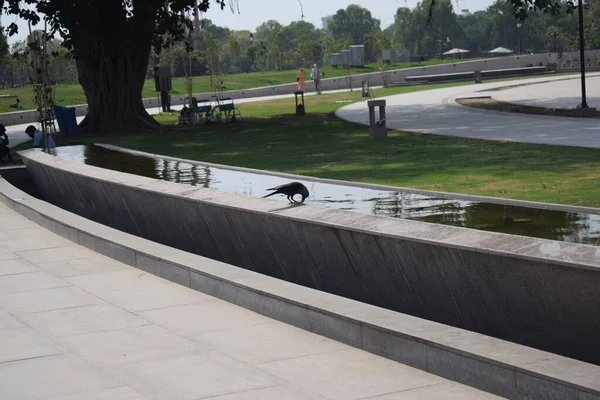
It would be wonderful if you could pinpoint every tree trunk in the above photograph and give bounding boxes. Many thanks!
[76,44,159,134]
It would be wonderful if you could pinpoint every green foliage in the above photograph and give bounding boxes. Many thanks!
[328,4,381,45]
[0,29,8,64]
[504,0,577,19]
[395,0,600,59]
[364,30,390,62]
[1,0,238,57]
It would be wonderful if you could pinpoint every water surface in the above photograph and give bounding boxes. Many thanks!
[49,145,600,246]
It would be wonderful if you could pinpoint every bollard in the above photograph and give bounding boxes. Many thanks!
[294,91,305,116]
[474,70,482,84]
[367,99,387,140]
[361,79,372,100]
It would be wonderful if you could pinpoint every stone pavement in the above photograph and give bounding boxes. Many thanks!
[0,202,503,400]
[336,73,600,149]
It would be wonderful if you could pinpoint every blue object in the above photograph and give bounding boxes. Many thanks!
[53,105,79,136]
[32,130,56,148]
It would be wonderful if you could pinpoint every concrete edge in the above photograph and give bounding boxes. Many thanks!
[96,143,600,216]
[0,175,599,400]
[18,149,600,273]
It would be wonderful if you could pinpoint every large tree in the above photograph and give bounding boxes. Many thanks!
[328,4,381,45]
[1,0,237,134]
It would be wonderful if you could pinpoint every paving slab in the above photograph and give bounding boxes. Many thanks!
[18,304,149,339]
[37,255,130,278]
[0,327,64,363]
[0,258,40,276]
[0,353,121,400]
[257,348,445,400]
[46,386,151,400]
[200,384,330,400]
[0,202,503,400]
[0,286,105,314]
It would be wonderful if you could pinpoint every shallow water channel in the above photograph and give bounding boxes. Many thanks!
[51,145,600,246]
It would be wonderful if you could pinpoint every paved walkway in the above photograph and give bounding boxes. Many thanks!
[337,73,600,149]
[0,203,502,400]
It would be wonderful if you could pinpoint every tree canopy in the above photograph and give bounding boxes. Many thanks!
[0,0,238,133]
[2,0,236,53]
[394,0,595,59]
[430,0,578,21]
[504,0,577,19]
[328,4,381,45]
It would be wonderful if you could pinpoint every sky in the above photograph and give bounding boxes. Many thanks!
[3,0,495,45]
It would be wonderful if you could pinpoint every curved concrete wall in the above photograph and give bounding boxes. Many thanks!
[20,149,600,366]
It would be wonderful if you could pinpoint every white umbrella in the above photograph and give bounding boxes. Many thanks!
[488,47,514,54]
[443,48,470,55]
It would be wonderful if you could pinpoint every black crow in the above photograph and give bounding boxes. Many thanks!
[262,182,309,204]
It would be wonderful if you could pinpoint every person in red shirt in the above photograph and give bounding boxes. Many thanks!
[297,68,306,91]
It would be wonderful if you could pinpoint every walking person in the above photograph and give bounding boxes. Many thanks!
[311,63,322,94]
[297,68,306,92]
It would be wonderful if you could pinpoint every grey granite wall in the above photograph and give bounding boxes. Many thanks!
[22,151,600,366]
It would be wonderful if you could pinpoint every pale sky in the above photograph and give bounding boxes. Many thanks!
[4,0,494,44]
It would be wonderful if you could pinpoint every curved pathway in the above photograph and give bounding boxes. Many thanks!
[7,73,600,150]
[0,201,502,400]
[336,73,600,149]
[493,74,600,109]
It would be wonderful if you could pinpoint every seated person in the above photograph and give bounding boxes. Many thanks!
[25,125,56,148]
[9,98,21,109]
[0,124,12,162]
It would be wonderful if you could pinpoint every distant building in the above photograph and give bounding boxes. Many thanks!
[322,15,333,29]
[460,9,471,15]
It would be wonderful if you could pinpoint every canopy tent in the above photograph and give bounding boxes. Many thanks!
[443,48,470,55]
[488,47,514,54]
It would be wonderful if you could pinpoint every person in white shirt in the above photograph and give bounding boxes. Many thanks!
[310,63,322,94]
[25,125,56,149]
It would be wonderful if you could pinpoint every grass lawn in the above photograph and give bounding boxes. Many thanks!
[11,79,599,209]
[0,58,476,113]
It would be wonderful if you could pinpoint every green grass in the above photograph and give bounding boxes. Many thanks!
[11,80,599,208]
[0,58,476,113]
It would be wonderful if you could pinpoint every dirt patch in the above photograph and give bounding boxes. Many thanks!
[456,96,600,119]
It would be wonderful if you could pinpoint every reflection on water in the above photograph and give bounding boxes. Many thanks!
[50,145,600,246]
